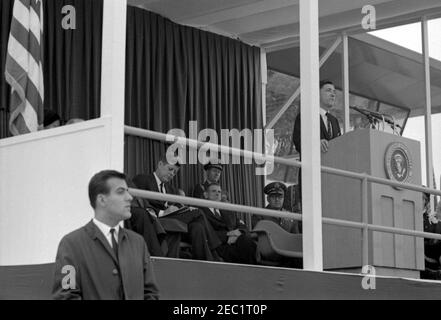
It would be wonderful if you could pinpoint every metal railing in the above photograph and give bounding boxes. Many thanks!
[125,125,441,266]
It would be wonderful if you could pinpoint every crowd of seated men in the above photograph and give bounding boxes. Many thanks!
[125,154,302,266]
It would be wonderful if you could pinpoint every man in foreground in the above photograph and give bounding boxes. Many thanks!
[52,170,159,300]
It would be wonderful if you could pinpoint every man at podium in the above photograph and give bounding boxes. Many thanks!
[292,80,342,204]
[292,80,341,154]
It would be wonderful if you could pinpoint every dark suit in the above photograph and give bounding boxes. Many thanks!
[292,111,341,205]
[200,207,256,264]
[292,111,341,154]
[125,206,167,257]
[192,181,210,199]
[132,173,221,261]
[52,220,159,300]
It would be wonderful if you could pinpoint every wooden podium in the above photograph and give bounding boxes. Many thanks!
[321,129,424,278]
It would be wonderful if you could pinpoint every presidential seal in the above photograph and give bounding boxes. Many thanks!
[384,142,413,187]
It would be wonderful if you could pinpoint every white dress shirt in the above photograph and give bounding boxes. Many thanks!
[93,218,120,248]
[153,172,164,193]
[209,208,221,218]
[320,108,329,131]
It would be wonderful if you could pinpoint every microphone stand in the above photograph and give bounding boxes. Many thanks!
[350,106,402,135]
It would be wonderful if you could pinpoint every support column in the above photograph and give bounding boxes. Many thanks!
[341,32,350,133]
[100,0,127,171]
[422,17,434,208]
[299,0,323,271]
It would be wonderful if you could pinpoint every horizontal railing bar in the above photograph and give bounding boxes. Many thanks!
[125,125,441,197]
[129,188,441,241]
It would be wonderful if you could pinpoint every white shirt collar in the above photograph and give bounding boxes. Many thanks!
[320,108,328,118]
[93,218,121,245]
[153,172,163,191]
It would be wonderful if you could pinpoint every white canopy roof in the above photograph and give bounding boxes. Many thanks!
[128,0,441,50]
[127,0,441,116]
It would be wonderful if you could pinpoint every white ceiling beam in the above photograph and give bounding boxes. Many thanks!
[178,0,297,26]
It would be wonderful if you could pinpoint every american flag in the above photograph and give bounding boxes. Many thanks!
[5,0,44,135]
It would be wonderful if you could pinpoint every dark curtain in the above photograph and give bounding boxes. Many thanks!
[0,0,13,138]
[124,7,264,213]
[0,0,103,138]
[43,0,103,122]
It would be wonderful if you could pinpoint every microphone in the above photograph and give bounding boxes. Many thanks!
[350,106,402,131]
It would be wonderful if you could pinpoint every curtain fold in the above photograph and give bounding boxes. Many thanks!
[124,7,264,212]
[0,0,13,138]
[0,0,103,138]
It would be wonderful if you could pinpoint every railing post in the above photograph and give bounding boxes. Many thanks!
[361,175,369,267]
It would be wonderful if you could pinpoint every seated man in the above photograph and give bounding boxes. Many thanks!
[252,182,299,234]
[124,196,173,257]
[192,162,223,198]
[132,154,221,261]
[200,182,257,265]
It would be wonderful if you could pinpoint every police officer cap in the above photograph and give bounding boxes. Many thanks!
[203,162,223,171]
[264,182,287,195]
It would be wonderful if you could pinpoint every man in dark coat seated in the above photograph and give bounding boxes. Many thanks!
[132,154,221,261]
[252,182,299,234]
[199,182,257,265]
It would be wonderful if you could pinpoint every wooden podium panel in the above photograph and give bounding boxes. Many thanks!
[321,129,424,274]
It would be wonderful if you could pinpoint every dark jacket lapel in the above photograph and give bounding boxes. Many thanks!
[319,116,329,140]
[84,220,119,264]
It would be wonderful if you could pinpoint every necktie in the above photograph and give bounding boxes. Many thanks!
[110,228,119,259]
[326,112,333,139]
[160,183,169,208]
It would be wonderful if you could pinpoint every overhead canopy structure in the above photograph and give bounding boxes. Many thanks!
[127,0,441,50]
[128,0,441,118]
[267,33,441,118]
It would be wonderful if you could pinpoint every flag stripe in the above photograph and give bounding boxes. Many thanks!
[10,90,38,131]
[29,0,41,18]
[7,36,42,95]
[12,0,42,44]
[5,56,43,108]
[18,0,30,9]
[29,3,42,43]
[5,0,44,135]
[10,18,41,65]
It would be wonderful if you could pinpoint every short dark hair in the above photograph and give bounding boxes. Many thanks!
[320,80,334,89]
[88,170,127,209]
[43,109,61,127]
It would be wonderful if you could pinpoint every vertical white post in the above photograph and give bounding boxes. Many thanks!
[261,48,267,128]
[261,47,269,208]
[422,17,434,208]
[100,0,127,171]
[299,0,323,271]
[341,32,350,133]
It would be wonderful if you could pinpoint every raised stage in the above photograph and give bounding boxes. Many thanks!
[1,258,441,300]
